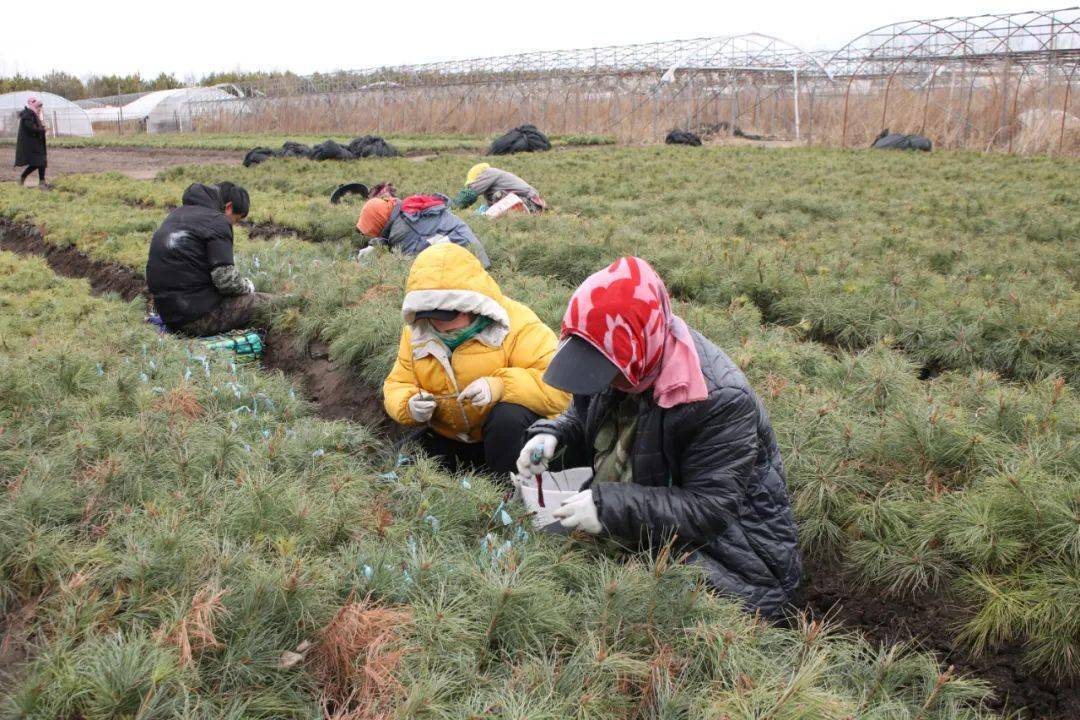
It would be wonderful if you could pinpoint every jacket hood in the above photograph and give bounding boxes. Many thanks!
[181,183,222,211]
[401,192,452,217]
[402,244,510,346]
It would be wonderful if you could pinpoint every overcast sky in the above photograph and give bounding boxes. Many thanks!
[2,1,1046,79]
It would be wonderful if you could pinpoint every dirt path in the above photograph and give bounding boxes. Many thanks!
[3,146,245,181]
[2,141,623,183]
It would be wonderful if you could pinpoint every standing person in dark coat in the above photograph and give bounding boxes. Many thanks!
[14,97,50,189]
[146,182,274,336]
[516,256,801,619]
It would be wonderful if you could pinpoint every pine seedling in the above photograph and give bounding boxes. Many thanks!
[955,571,1032,658]
[468,549,575,660]
[848,521,951,596]
[939,493,1028,572]
[156,585,230,670]
[1032,481,1080,562]
[47,631,188,719]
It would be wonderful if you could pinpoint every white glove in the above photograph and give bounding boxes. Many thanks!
[509,473,523,503]
[516,433,557,477]
[407,391,436,423]
[242,278,256,294]
[356,246,376,263]
[552,490,602,534]
[458,377,495,408]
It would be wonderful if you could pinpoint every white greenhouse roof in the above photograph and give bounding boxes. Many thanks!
[84,87,236,133]
[0,90,93,137]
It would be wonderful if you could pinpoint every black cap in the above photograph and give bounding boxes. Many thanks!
[543,335,620,395]
[415,308,460,322]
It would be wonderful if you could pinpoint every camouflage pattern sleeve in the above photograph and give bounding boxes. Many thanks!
[211,265,255,296]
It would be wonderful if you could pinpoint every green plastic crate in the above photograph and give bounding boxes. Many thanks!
[200,331,264,365]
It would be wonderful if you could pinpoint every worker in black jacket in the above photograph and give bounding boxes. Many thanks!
[146,182,272,336]
[14,97,49,189]
[516,257,801,618]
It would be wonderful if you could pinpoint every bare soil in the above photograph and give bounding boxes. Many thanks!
[4,146,244,180]
[242,220,302,241]
[802,558,1080,720]
[0,218,146,301]
[261,331,401,437]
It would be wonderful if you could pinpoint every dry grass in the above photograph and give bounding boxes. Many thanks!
[152,386,205,420]
[90,119,153,137]
[157,586,229,669]
[189,72,1079,155]
[312,597,413,720]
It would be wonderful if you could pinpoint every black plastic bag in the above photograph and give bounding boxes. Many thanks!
[279,141,313,158]
[309,140,355,161]
[665,129,702,146]
[243,147,277,167]
[488,124,552,155]
[347,135,401,158]
[871,129,932,151]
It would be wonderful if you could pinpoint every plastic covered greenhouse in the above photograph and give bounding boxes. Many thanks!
[83,87,237,133]
[0,90,93,137]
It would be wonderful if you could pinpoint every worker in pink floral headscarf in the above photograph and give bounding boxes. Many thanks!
[516,256,801,619]
[15,97,50,189]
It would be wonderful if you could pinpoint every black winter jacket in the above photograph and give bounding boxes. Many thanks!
[528,330,801,618]
[15,108,47,168]
[146,184,235,327]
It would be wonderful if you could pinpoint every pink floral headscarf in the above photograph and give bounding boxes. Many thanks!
[562,256,708,408]
[26,97,44,120]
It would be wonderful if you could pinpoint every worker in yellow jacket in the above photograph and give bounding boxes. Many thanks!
[384,244,570,474]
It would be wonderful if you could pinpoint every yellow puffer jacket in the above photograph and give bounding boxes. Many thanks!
[383,244,570,442]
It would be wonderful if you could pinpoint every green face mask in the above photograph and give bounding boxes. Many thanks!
[436,315,493,351]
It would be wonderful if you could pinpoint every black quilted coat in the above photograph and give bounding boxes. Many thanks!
[527,330,801,618]
[15,108,47,168]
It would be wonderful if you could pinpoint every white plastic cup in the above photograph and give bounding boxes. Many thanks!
[518,467,593,532]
